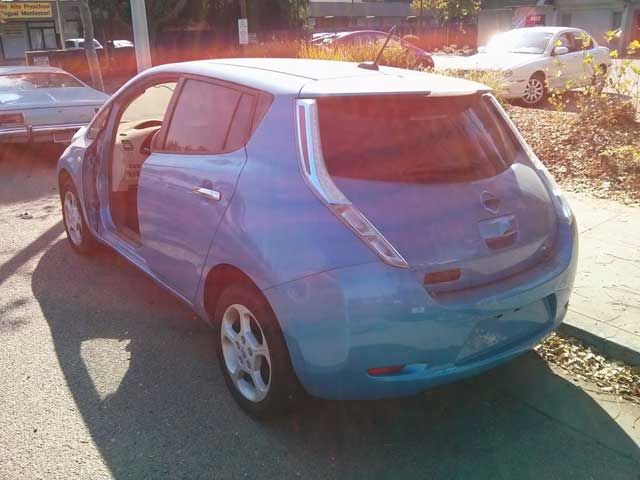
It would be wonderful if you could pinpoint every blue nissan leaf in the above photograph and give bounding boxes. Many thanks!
[58,58,578,417]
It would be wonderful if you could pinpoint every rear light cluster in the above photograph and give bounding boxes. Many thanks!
[483,94,573,225]
[0,112,24,127]
[296,99,409,269]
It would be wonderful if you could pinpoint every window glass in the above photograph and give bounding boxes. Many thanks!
[574,32,594,50]
[488,30,553,54]
[119,82,176,128]
[87,106,110,140]
[0,73,83,91]
[164,80,241,153]
[224,93,254,152]
[556,33,574,52]
[317,94,517,184]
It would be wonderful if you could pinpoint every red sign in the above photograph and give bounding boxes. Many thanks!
[525,14,545,27]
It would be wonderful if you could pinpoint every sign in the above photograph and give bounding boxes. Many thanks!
[32,55,49,66]
[238,18,248,45]
[0,2,52,21]
[525,14,545,27]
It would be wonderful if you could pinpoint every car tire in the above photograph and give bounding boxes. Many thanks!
[522,73,547,107]
[214,283,301,418]
[60,176,97,254]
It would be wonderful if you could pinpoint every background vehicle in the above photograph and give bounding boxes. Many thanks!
[64,38,104,50]
[434,27,611,106]
[106,40,134,49]
[311,30,434,69]
[0,66,108,144]
[58,58,577,417]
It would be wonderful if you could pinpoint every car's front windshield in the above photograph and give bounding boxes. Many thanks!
[0,73,83,91]
[486,30,553,54]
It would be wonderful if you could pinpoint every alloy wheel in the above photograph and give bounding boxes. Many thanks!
[523,77,545,105]
[220,303,271,403]
[63,190,83,246]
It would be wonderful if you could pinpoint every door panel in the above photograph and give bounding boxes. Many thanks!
[137,151,246,300]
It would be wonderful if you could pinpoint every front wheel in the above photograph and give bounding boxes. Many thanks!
[214,284,301,418]
[522,74,547,107]
[60,176,97,254]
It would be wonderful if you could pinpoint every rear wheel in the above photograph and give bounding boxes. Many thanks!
[214,284,300,418]
[60,176,97,254]
[522,73,547,107]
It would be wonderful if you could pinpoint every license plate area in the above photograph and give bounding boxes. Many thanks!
[53,131,74,143]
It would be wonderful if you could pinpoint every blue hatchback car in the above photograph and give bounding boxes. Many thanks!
[58,58,578,417]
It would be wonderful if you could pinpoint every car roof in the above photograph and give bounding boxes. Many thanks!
[0,66,71,76]
[145,58,485,97]
[509,26,586,35]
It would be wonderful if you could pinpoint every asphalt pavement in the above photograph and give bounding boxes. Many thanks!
[1,145,639,480]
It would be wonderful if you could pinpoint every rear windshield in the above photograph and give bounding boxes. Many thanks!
[317,94,520,184]
[0,73,83,91]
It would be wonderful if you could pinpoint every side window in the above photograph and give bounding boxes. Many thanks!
[574,32,594,50]
[164,79,244,153]
[556,33,574,52]
[119,81,177,130]
[87,105,110,140]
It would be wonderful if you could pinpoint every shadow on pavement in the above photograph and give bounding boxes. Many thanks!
[0,144,63,206]
[33,240,640,480]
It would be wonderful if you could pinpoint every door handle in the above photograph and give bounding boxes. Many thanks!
[193,186,221,201]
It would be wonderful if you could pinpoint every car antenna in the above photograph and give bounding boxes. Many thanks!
[358,25,397,71]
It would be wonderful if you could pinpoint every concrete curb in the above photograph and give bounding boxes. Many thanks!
[558,322,640,367]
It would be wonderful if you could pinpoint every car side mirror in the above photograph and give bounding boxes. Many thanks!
[553,46,569,55]
[477,46,488,53]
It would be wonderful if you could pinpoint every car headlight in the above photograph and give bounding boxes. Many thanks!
[503,69,513,78]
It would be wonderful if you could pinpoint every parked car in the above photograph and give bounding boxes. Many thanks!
[311,30,434,69]
[58,58,577,417]
[64,38,103,50]
[434,27,611,106]
[106,39,134,49]
[0,66,108,144]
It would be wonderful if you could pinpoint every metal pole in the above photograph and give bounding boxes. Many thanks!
[55,0,65,49]
[130,0,152,72]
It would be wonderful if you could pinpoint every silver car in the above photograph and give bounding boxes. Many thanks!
[0,66,108,144]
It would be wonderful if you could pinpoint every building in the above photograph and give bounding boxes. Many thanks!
[0,0,82,64]
[309,0,416,33]
[478,0,640,49]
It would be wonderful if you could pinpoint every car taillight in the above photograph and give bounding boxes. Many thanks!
[0,112,24,126]
[296,99,409,269]
[483,94,573,225]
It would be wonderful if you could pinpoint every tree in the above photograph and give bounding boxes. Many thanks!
[79,0,104,91]
[410,0,480,25]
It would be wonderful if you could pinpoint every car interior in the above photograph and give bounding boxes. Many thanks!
[109,81,176,244]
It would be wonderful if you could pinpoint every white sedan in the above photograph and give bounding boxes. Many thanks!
[434,27,611,106]
[0,66,108,144]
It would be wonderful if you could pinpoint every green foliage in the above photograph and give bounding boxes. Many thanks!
[431,67,506,99]
[410,0,480,25]
[547,33,639,127]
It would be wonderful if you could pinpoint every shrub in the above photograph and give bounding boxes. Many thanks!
[298,43,425,70]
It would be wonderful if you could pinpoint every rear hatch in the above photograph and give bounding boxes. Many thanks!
[315,93,556,291]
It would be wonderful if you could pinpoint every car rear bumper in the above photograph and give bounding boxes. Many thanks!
[0,123,86,144]
[263,221,578,400]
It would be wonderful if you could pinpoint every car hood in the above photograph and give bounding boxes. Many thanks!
[434,52,542,71]
[0,87,108,110]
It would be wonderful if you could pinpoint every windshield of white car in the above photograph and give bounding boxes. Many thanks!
[486,30,553,54]
[0,73,84,91]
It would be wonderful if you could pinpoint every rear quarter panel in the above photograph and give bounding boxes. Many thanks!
[195,94,376,308]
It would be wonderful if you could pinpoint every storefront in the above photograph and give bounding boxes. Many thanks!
[0,1,80,64]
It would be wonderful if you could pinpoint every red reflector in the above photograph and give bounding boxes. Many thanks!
[424,268,461,285]
[0,113,24,126]
[367,365,405,376]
